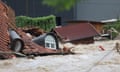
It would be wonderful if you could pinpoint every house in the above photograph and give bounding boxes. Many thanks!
[67,20,105,34]
[32,33,59,50]
[52,23,99,44]
[70,0,120,34]
[0,0,74,59]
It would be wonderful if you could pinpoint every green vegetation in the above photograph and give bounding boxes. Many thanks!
[103,20,120,38]
[16,15,56,32]
[42,0,80,12]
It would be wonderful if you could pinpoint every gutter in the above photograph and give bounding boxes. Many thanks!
[9,29,24,52]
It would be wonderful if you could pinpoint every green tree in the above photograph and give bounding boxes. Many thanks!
[42,0,80,12]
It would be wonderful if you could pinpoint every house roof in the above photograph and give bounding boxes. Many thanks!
[66,20,105,24]
[32,32,59,49]
[32,33,58,45]
[53,23,99,42]
[0,1,15,59]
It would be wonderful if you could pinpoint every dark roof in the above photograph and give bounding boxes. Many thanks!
[66,20,105,24]
[32,33,57,45]
[76,0,120,22]
[53,23,99,42]
[32,32,59,49]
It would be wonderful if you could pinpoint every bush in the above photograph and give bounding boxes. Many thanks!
[16,15,56,32]
[103,20,120,39]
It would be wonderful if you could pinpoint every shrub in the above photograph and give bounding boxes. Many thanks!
[16,15,56,32]
[103,20,120,39]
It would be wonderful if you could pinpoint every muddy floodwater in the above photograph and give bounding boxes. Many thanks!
[0,40,120,72]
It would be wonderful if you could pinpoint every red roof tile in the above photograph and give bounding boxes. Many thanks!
[0,1,15,59]
[16,29,61,55]
[54,23,99,42]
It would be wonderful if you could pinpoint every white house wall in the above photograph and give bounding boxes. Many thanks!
[75,0,120,21]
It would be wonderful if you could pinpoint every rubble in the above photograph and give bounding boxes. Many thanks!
[16,29,58,55]
[0,1,72,59]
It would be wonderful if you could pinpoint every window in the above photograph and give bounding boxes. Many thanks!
[45,35,56,49]
[51,44,55,48]
[45,43,50,48]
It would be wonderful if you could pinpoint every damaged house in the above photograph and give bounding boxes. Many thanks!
[0,0,71,59]
[53,23,99,44]
[67,21,105,34]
